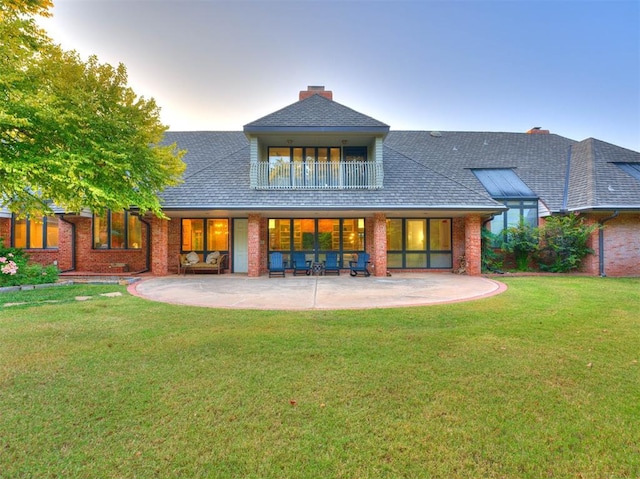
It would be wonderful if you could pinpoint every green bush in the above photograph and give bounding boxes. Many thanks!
[0,239,59,287]
[501,220,539,271]
[537,214,599,273]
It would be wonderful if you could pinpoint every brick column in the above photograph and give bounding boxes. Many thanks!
[150,216,169,275]
[464,214,482,276]
[372,213,387,277]
[247,214,262,277]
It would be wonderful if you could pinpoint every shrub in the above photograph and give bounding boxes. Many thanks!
[481,228,504,273]
[0,239,59,287]
[537,214,599,273]
[501,220,539,271]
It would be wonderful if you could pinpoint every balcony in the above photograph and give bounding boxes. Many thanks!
[251,161,383,190]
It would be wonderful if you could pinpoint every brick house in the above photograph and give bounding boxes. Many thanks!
[2,86,639,277]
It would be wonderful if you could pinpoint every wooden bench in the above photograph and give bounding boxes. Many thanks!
[179,252,227,275]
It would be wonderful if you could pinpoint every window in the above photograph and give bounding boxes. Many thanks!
[266,146,364,188]
[386,218,452,269]
[13,216,58,249]
[472,168,539,241]
[93,210,141,249]
[268,218,365,267]
[489,200,538,238]
[181,218,229,254]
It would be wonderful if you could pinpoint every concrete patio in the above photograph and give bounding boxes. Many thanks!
[129,273,506,310]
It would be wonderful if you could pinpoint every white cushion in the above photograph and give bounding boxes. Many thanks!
[186,251,200,264]
[205,251,220,264]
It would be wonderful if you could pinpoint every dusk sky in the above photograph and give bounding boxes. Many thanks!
[39,0,640,151]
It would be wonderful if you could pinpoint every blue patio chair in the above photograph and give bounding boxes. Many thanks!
[268,252,286,277]
[349,252,371,277]
[323,252,340,275]
[292,252,312,276]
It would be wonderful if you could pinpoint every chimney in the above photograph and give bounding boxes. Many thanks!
[299,85,333,101]
[527,126,550,134]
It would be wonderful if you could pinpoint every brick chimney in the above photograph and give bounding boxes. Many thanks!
[527,126,550,134]
[299,85,333,101]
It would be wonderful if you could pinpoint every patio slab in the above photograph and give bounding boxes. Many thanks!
[129,273,506,310]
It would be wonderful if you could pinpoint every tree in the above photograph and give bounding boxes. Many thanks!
[0,0,185,217]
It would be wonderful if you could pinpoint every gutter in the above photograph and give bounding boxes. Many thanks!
[598,211,619,277]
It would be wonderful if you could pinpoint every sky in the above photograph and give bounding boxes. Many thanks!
[38,0,640,151]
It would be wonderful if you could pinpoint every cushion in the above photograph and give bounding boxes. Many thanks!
[205,251,221,265]
[186,251,200,264]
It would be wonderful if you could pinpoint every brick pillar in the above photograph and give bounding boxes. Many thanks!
[150,216,169,275]
[464,214,482,276]
[247,214,261,277]
[372,213,387,277]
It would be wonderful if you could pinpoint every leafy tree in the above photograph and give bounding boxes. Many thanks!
[501,219,539,271]
[537,214,599,273]
[1,0,185,217]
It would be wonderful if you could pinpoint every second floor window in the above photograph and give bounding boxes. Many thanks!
[93,210,142,249]
[13,216,59,249]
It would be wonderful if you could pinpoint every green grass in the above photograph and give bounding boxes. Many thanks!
[1,277,639,478]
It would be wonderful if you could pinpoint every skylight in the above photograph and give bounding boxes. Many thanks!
[615,163,640,181]
[472,169,536,199]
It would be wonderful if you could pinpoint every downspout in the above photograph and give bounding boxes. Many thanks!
[137,215,151,274]
[598,211,619,277]
[57,215,76,273]
[481,214,502,273]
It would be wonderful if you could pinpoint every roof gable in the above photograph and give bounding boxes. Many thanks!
[243,94,389,135]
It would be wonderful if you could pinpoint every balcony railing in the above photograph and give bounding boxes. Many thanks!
[251,161,383,190]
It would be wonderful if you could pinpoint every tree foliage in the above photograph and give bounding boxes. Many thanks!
[1,0,185,217]
[537,214,599,273]
[501,219,539,271]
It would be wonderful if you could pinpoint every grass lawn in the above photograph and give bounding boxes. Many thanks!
[1,277,639,478]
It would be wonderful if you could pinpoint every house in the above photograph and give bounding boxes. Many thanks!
[1,86,639,277]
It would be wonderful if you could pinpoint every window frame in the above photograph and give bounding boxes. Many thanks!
[12,215,59,250]
[386,218,453,269]
[93,210,142,250]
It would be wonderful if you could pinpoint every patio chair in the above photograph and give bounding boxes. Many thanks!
[292,252,312,276]
[323,252,340,275]
[268,252,286,277]
[349,252,371,277]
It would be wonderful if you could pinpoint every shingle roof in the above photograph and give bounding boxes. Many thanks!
[160,108,639,214]
[566,138,640,211]
[243,94,390,134]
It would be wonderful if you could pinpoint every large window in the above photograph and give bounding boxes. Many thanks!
[13,216,58,249]
[267,146,366,188]
[181,219,229,255]
[489,200,538,238]
[93,210,141,249]
[268,218,365,267]
[386,218,452,269]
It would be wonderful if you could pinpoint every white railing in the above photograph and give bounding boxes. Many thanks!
[251,161,383,189]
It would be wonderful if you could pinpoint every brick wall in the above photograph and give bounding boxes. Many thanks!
[586,213,640,277]
[65,216,148,273]
[371,214,387,276]
[0,217,11,247]
[247,214,262,277]
[464,214,482,276]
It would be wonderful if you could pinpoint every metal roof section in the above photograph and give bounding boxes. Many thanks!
[615,162,640,181]
[471,168,537,199]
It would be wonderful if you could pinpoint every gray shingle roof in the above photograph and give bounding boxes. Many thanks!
[243,94,390,134]
[160,115,639,213]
